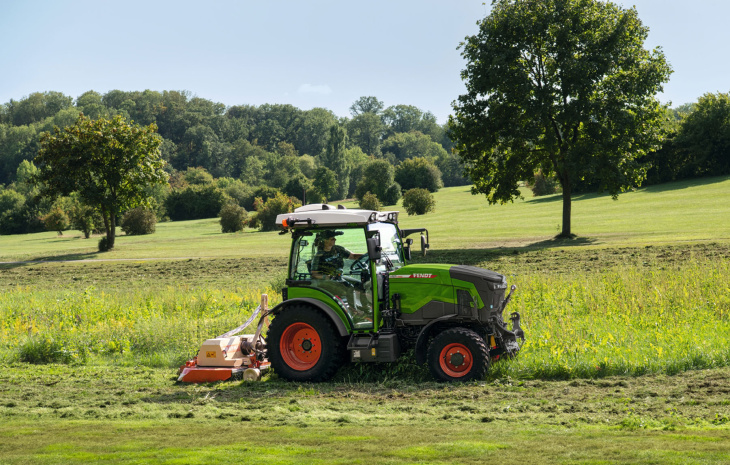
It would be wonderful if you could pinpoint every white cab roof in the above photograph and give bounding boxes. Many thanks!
[276,204,399,229]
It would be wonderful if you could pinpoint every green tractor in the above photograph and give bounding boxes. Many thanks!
[268,204,524,382]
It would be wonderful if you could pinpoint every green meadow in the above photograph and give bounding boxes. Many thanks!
[1,176,730,463]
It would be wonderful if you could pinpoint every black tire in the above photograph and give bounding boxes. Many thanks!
[426,327,490,382]
[267,305,345,382]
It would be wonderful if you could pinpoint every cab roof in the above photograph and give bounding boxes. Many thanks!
[275,204,399,230]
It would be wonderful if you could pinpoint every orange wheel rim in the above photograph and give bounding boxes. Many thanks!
[280,322,321,371]
[439,343,473,378]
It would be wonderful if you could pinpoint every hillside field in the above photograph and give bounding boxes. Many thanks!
[1,176,730,464]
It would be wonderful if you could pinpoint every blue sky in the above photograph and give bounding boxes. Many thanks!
[1,0,728,124]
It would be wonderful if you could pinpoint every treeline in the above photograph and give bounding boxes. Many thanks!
[0,91,467,234]
[2,89,729,236]
[528,94,730,196]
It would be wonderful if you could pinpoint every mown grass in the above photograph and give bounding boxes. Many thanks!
[1,363,730,464]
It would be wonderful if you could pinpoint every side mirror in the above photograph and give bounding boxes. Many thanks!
[366,236,382,260]
[420,234,429,257]
[404,238,413,261]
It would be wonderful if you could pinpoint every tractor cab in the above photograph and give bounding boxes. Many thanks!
[279,204,409,332]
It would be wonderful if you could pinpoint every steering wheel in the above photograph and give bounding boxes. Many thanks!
[349,254,369,272]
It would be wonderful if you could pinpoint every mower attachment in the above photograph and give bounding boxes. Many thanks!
[178,295,271,383]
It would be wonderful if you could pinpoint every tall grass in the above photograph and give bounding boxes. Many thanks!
[2,256,728,380]
[0,286,281,367]
[499,258,730,379]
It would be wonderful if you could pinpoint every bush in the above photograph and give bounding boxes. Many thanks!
[17,336,80,364]
[98,236,110,252]
[219,204,248,233]
[121,207,157,235]
[527,170,560,196]
[402,188,435,215]
[42,206,69,235]
[359,192,381,211]
[395,157,443,192]
[253,192,300,231]
[382,182,402,206]
[164,185,226,221]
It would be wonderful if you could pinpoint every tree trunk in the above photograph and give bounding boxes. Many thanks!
[100,205,115,251]
[559,181,572,238]
[108,213,116,250]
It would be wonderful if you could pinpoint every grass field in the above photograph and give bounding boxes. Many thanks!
[2,175,729,262]
[1,176,730,463]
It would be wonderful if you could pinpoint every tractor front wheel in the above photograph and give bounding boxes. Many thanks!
[268,305,344,382]
[427,328,490,382]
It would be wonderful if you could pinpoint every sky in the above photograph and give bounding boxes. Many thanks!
[1,0,729,125]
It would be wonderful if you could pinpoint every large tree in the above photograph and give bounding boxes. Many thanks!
[35,114,167,250]
[450,0,671,237]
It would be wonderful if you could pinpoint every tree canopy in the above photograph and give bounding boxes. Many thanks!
[35,114,167,249]
[450,0,672,237]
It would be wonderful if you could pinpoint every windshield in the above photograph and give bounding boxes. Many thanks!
[367,222,404,271]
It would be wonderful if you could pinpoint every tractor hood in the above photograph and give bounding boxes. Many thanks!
[388,264,454,286]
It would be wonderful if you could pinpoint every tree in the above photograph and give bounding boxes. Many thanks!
[381,131,448,162]
[320,125,350,199]
[42,206,69,235]
[355,159,399,203]
[349,96,384,116]
[435,151,470,187]
[347,112,385,156]
[674,92,730,177]
[35,114,167,250]
[68,195,102,239]
[382,105,424,135]
[294,108,337,156]
[183,166,214,185]
[313,167,339,201]
[283,175,313,201]
[450,0,671,237]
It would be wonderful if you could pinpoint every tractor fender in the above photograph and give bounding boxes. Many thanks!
[414,314,457,365]
[270,298,350,337]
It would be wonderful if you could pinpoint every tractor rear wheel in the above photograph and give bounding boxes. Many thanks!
[426,328,490,382]
[268,305,344,382]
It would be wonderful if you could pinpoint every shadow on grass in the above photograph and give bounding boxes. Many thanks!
[412,236,596,266]
[525,191,610,204]
[526,175,730,204]
[0,251,103,269]
[639,175,730,193]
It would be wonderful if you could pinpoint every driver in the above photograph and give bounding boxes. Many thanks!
[311,230,363,280]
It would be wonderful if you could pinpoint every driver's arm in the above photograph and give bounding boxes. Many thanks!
[312,270,330,279]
